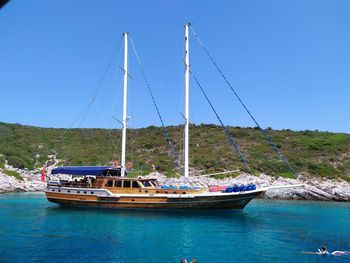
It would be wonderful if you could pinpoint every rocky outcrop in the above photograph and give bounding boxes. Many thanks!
[0,154,60,194]
[0,166,46,193]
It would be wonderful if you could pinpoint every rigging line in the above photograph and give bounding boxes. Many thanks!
[128,80,135,167]
[190,25,299,177]
[108,76,125,158]
[264,195,273,208]
[129,25,182,35]
[54,37,122,166]
[192,72,251,172]
[77,36,123,128]
[129,36,179,166]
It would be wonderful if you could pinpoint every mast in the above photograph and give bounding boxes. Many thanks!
[121,32,128,177]
[184,23,190,178]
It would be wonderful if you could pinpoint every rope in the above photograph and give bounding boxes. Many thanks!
[190,26,299,178]
[77,36,123,128]
[192,73,251,172]
[129,37,179,166]
[55,36,123,153]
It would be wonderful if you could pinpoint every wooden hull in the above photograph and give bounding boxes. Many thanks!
[45,188,265,210]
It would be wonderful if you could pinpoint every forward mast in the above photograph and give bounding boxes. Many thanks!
[184,23,190,178]
[121,32,128,177]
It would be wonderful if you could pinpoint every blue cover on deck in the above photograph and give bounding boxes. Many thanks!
[51,166,117,176]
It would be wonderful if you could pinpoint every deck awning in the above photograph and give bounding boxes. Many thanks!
[51,166,121,176]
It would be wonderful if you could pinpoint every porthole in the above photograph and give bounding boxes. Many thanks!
[145,190,149,193]
[84,191,87,194]
[90,191,94,194]
[77,191,80,194]
[67,190,70,193]
[173,191,177,194]
[58,190,61,192]
[131,199,135,202]
[52,189,55,192]
[182,192,186,194]
[156,191,159,193]
[165,191,168,194]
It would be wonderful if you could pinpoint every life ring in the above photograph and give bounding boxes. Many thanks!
[112,160,119,167]
[126,162,133,169]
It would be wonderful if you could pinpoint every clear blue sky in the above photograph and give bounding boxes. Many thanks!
[0,0,349,132]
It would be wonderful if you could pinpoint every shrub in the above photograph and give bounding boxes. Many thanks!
[279,172,295,179]
[340,175,350,183]
[3,169,23,180]
[164,169,178,178]
[307,163,339,177]
[0,155,5,169]
[6,155,32,169]
[141,170,152,176]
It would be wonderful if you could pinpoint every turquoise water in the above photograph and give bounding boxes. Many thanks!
[0,193,349,263]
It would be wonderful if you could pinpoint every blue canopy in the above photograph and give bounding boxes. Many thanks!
[51,166,120,176]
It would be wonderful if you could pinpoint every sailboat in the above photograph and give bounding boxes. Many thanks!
[45,24,302,210]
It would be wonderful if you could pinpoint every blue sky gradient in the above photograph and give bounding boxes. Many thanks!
[0,0,349,132]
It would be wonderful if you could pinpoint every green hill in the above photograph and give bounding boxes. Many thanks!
[0,122,349,181]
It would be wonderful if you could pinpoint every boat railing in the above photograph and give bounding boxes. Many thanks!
[48,180,94,188]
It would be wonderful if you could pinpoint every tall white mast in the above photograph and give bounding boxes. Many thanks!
[184,23,190,178]
[121,32,128,177]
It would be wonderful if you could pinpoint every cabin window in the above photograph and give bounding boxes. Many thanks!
[150,180,159,187]
[132,181,139,188]
[105,180,113,187]
[142,180,152,187]
[123,181,131,188]
[115,181,122,188]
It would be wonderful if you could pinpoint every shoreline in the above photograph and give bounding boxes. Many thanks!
[151,172,350,202]
[1,166,349,202]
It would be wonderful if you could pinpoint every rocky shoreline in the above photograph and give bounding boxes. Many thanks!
[153,173,350,202]
[0,167,46,194]
[1,166,350,201]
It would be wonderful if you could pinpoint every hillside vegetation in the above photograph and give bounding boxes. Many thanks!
[0,122,349,180]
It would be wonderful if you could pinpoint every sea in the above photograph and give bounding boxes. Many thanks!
[0,193,349,263]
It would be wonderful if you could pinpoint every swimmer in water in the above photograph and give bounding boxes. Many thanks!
[302,246,350,256]
[317,246,330,255]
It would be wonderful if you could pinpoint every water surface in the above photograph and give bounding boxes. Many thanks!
[0,193,349,262]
